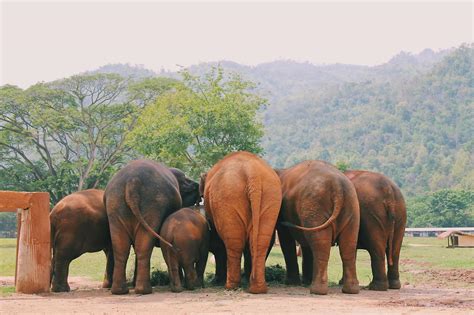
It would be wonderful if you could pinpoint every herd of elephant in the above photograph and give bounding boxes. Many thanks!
[50,151,406,295]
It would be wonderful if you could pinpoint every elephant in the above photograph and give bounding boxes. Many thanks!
[344,170,407,291]
[208,222,276,285]
[276,160,360,295]
[200,151,282,294]
[160,207,209,292]
[104,159,200,295]
[50,189,113,292]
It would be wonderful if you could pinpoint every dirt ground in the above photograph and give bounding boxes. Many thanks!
[1,276,473,314]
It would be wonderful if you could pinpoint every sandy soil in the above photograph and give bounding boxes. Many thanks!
[1,276,473,314]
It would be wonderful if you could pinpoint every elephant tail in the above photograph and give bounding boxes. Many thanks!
[125,178,176,252]
[281,181,343,232]
[247,175,262,281]
[384,184,397,266]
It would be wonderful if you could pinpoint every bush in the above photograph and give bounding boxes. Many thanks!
[150,268,170,286]
[265,264,286,283]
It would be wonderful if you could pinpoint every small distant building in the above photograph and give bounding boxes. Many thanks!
[437,230,474,248]
[404,227,474,237]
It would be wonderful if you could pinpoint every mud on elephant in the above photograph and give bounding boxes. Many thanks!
[344,170,407,291]
[105,160,200,295]
[201,151,282,294]
[50,189,112,292]
[277,160,360,295]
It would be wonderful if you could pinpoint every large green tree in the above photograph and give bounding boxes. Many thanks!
[407,189,474,227]
[129,66,267,177]
[0,74,175,202]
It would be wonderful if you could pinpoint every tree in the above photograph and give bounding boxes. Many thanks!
[407,189,474,227]
[0,73,174,202]
[129,66,267,177]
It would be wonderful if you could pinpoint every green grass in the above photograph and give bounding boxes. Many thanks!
[1,237,472,289]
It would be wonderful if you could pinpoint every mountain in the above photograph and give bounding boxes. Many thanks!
[90,45,472,196]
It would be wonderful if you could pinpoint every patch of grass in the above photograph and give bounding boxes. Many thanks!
[265,264,286,283]
[150,268,170,286]
[0,286,15,296]
[1,237,472,290]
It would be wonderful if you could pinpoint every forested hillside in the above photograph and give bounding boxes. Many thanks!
[1,45,472,231]
[262,45,473,197]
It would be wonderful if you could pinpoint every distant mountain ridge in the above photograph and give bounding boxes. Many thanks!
[89,45,471,196]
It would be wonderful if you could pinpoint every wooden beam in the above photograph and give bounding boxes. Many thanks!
[0,191,34,211]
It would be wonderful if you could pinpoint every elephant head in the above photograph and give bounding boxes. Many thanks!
[169,168,201,207]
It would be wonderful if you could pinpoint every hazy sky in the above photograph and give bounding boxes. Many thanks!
[1,1,472,88]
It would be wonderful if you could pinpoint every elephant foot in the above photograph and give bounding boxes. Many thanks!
[211,277,226,286]
[51,283,70,293]
[111,283,129,295]
[389,279,401,289]
[170,285,183,293]
[302,277,312,286]
[134,283,152,295]
[310,282,328,295]
[102,279,112,289]
[342,280,360,294]
[285,275,301,286]
[225,281,240,290]
[368,280,388,291]
[248,282,268,294]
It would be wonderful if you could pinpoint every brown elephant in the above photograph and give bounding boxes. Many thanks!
[105,160,200,295]
[160,207,209,292]
[50,189,113,292]
[344,170,407,291]
[200,151,282,294]
[276,160,360,295]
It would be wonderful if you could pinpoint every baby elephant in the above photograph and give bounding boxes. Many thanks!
[160,208,209,292]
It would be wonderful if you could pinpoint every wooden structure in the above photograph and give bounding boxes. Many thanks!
[0,191,50,294]
[437,230,474,248]
[405,227,474,237]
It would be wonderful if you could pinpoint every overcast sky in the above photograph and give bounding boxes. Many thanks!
[1,1,472,88]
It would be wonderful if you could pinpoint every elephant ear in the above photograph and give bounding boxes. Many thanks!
[199,173,207,196]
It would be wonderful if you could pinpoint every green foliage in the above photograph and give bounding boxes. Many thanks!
[150,268,170,286]
[0,214,16,237]
[265,264,286,283]
[0,74,174,203]
[335,161,350,172]
[407,189,474,227]
[262,44,474,197]
[129,66,266,178]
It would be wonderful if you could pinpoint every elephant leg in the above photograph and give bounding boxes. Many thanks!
[307,231,331,295]
[183,263,198,290]
[133,229,155,295]
[51,254,72,292]
[277,225,301,285]
[338,224,360,294]
[387,226,404,289]
[243,245,251,283]
[110,226,131,295]
[301,246,313,285]
[164,249,182,293]
[102,247,114,288]
[196,249,208,288]
[368,246,388,291]
[224,236,245,290]
[213,250,227,285]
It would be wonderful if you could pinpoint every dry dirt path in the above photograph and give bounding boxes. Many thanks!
[1,277,473,314]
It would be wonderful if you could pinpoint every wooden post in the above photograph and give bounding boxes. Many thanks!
[0,191,51,294]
